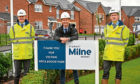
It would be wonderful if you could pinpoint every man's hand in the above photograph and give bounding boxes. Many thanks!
[60,37,70,43]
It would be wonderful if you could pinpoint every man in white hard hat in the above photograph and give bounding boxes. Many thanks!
[101,9,130,84]
[9,9,35,84]
[54,12,79,84]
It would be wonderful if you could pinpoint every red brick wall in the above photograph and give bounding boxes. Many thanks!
[0,0,80,32]
[129,16,135,31]
[93,5,106,33]
[0,0,10,13]
[96,5,106,25]
[74,1,93,34]
[28,0,51,29]
[74,2,106,34]
[0,19,7,34]
[106,15,110,24]
[121,9,134,31]
[121,9,130,30]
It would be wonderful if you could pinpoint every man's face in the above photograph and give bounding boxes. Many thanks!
[110,13,119,22]
[18,16,26,23]
[61,18,70,28]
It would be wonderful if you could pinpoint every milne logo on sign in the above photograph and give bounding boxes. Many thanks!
[69,48,92,55]
[66,40,98,70]
[34,40,98,70]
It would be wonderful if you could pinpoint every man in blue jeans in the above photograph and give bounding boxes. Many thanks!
[54,12,79,84]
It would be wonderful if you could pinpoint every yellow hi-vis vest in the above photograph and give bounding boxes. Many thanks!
[103,24,130,62]
[9,23,35,60]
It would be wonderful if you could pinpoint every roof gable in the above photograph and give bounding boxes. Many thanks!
[122,6,140,16]
[55,0,80,11]
[74,0,101,14]
[102,6,111,15]
[132,10,140,16]
[27,0,80,11]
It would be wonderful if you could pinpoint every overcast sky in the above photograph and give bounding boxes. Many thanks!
[68,0,140,10]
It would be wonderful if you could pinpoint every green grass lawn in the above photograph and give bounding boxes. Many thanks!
[66,57,140,84]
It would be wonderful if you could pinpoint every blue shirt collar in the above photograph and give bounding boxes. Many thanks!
[112,21,119,26]
[19,22,25,28]
[63,27,68,30]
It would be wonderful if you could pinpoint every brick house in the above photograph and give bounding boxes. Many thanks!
[73,0,107,34]
[0,0,80,32]
[121,6,140,32]
[0,12,17,34]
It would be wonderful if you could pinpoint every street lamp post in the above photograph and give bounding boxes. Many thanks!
[28,2,32,21]
[119,0,121,20]
[10,0,15,76]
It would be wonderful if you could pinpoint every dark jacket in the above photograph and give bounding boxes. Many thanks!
[54,24,78,42]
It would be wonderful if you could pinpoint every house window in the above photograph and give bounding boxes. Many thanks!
[34,4,42,12]
[56,22,62,28]
[95,25,104,34]
[49,6,52,12]
[70,22,76,28]
[98,13,104,21]
[71,10,74,20]
[133,26,136,32]
[135,17,140,22]
[96,13,104,24]
[35,21,43,29]
[5,6,8,12]
[56,8,59,19]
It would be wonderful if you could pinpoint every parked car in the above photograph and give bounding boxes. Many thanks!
[35,29,51,40]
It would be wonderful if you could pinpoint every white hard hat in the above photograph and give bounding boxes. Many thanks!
[109,9,119,14]
[17,9,26,16]
[61,12,70,19]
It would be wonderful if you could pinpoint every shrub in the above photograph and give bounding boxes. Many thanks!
[46,70,59,84]
[128,33,136,46]
[138,34,140,40]
[99,39,106,52]
[125,43,140,60]
[0,53,12,78]
[20,70,46,84]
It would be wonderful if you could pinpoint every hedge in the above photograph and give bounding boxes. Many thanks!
[0,53,12,78]
[45,70,59,84]
[125,43,140,60]
[128,33,136,46]
[138,34,140,40]
[20,70,46,84]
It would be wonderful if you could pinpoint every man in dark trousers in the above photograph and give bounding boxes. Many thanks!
[102,9,130,84]
[9,9,35,84]
[54,12,79,84]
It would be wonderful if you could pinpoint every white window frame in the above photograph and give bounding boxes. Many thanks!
[133,26,136,32]
[94,25,104,34]
[35,21,43,29]
[135,17,140,22]
[56,8,59,19]
[56,22,62,28]
[5,6,8,12]
[70,22,76,28]
[49,6,52,12]
[34,4,43,13]
[71,10,74,20]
